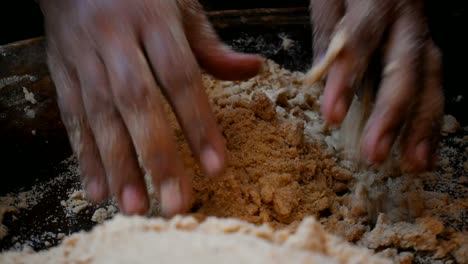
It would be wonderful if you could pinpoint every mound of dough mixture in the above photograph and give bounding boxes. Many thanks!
[1,60,466,263]
[0,215,389,264]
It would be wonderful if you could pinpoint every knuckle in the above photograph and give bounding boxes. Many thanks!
[156,155,172,177]
[110,64,151,110]
[62,115,87,156]
[142,137,176,176]
[56,89,84,121]
[82,85,113,117]
[56,96,77,117]
[90,118,123,166]
[77,62,115,116]
[147,153,173,183]
[85,99,118,132]
[162,64,198,98]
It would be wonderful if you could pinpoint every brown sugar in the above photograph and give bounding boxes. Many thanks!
[167,60,466,263]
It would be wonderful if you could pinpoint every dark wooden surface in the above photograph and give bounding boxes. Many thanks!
[0,38,72,193]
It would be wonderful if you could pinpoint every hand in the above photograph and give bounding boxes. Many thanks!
[39,0,262,216]
[309,0,444,172]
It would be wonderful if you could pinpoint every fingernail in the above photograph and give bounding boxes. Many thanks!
[86,177,100,201]
[201,147,223,176]
[122,185,145,215]
[160,178,183,217]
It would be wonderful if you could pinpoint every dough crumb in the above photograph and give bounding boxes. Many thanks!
[441,115,460,136]
[22,86,37,104]
[61,190,90,215]
[91,208,108,224]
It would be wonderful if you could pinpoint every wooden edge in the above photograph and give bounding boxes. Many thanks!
[207,7,309,17]
[0,37,45,50]
[208,7,310,27]
[0,8,310,50]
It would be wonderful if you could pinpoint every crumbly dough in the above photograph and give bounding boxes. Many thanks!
[61,190,90,215]
[441,114,461,136]
[1,60,466,263]
[0,215,389,264]
[188,61,466,263]
[0,186,45,240]
[174,62,344,228]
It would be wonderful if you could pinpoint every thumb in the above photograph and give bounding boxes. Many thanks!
[179,0,264,81]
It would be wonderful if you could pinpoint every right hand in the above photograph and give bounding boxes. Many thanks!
[310,0,444,172]
[39,0,263,216]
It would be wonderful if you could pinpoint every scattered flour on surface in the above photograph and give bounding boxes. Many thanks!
[0,75,37,90]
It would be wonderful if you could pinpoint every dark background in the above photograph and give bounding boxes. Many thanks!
[0,0,310,45]
[0,0,466,122]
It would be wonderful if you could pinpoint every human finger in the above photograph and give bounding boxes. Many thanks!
[143,5,226,179]
[314,0,395,124]
[400,40,444,173]
[179,0,263,80]
[93,18,192,216]
[78,47,149,215]
[361,4,426,164]
[47,46,109,202]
